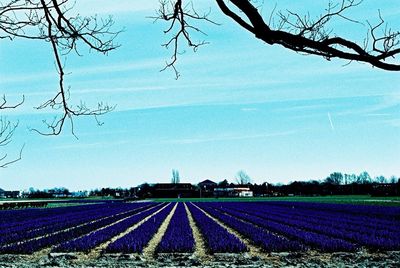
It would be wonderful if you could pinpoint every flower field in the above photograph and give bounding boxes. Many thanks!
[0,201,399,256]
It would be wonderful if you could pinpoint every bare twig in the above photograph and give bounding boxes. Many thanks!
[1,0,121,136]
[0,97,25,168]
[216,0,400,70]
[157,0,400,71]
[153,0,219,78]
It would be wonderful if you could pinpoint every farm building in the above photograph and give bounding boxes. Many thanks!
[198,179,217,190]
[153,183,196,198]
[214,187,253,197]
[198,179,217,197]
[0,188,20,198]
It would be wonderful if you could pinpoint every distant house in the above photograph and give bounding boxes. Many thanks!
[198,179,217,189]
[238,189,254,197]
[371,183,399,196]
[198,180,217,197]
[0,188,20,199]
[214,187,253,197]
[71,191,88,198]
[153,183,195,198]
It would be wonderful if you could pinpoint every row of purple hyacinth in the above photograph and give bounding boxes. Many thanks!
[53,203,168,252]
[1,201,399,254]
[0,203,153,246]
[105,203,175,253]
[0,203,159,254]
[200,202,400,251]
[156,203,195,253]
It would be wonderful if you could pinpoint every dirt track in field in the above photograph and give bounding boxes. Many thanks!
[184,203,208,261]
[142,202,178,259]
[1,251,399,267]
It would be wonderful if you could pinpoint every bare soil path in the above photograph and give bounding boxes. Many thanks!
[142,202,178,259]
[1,251,400,267]
[184,202,208,260]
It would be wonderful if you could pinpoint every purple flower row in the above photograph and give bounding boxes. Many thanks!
[196,203,305,252]
[156,203,195,253]
[215,202,400,251]
[105,203,174,253]
[202,203,356,252]
[0,203,111,230]
[0,203,160,254]
[239,202,400,233]
[186,203,247,253]
[234,203,400,249]
[0,203,152,246]
[263,201,400,220]
[53,203,165,253]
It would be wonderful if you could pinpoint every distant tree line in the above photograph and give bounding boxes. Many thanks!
[272,172,400,197]
[25,187,71,198]
[89,187,136,198]
[16,170,400,199]
[131,171,399,199]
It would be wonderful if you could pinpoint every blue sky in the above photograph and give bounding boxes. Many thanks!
[0,0,399,191]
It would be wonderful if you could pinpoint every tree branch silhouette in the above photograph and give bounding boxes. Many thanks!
[158,0,400,73]
[0,96,24,168]
[1,0,120,136]
[153,0,219,79]
[2,0,400,138]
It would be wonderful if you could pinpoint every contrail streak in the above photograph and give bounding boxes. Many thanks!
[328,112,335,131]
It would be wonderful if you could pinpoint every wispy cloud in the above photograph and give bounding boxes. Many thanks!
[72,0,215,17]
[241,108,259,112]
[0,59,163,85]
[49,130,299,151]
[274,103,337,113]
[163,130,298,145]
[51,140,130,150]
[364,113,393,117]
[73,0,158,15]
[0,71,55,85]
[387,119,400,127]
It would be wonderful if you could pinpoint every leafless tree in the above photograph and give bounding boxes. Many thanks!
[156,0,400,76]
[325,172,343,185]
[0,95,24,168]
[235,170,252,185]
[375,175,387,184]
[0,0,120,136]
[171,169,180,184]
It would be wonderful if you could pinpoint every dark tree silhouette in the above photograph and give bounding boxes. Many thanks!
[157,0,400,76]
[235,170,252,184]
[0,96,24,168]
[2,0,400,136]
[171,169,181,184]
[325,172,344,185]
[0,0,120,136]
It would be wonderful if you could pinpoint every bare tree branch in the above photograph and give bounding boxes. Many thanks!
[153,0,219,78]
[158,0,400,72]
[2,0,400,142]
[0,95,25,109]
[1,0,121,136]
[0,143,24,168]
[219,0,400,70]
[0,96,25,168]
